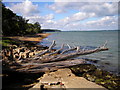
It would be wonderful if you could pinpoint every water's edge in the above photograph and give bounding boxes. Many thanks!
[39,31,119,75]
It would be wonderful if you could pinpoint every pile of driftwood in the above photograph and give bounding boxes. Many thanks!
[2,40,108,73]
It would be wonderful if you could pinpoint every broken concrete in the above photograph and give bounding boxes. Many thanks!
[30,68,107,90]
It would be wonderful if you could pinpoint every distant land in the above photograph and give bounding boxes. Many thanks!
[41,29,119,32]
[41,29,61,32]
[61,30,119,32]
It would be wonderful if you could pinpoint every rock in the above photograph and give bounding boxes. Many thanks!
[30,68,107,89]
[70,64,97,76]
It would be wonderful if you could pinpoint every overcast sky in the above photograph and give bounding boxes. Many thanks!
[3,0,119,31]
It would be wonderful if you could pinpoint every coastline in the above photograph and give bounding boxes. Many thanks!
[6,33,51,42]
[2,33,119,90]
[2,33,51,89]
[42,31,118,75]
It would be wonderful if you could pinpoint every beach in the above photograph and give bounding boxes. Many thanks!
[2,32,120,90]
[2,1,119,89]
[6,33,51,42]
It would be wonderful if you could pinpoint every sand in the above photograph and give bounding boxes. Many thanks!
[7,33,51,42]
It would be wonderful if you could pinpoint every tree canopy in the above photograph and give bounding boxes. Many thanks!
[2,3,42,36]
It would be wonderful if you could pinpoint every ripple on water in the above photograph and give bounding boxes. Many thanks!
[39,31,119,74]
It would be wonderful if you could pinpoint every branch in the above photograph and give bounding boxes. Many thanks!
[39,45,108,63]
[45,44,64,56]
[102,40,108,48]
[67,44,71,49]
[61,44,76,54]
[16,59,86,73]
[48,40,56,50]
[35,40,56,56]
[76,46,80,52]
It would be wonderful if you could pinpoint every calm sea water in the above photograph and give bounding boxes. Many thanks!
[39,31,119,74]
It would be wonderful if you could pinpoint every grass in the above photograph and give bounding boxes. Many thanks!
[1,37,18,47]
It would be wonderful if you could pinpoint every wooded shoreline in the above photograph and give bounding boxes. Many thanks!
[2,33,51,89]
[1,33,120,89]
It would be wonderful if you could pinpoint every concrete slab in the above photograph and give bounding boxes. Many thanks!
[30,68,107,90]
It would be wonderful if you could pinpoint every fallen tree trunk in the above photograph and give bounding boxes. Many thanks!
[2,40,109,74]
[12,59,86,73]
[26,46,108,63]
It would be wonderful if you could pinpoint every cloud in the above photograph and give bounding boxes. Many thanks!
[31,14,118,31]
[48,2,118,16]
[6,0,118,31]
[83,16,118,30]
[26,11,96,30]
[41,16,118,30]
[8,0,39,16]
[46,2,118,30]
[80,2,118,16]
[26,14,54,24]
[47,2,86,13]
[50,12,96,29]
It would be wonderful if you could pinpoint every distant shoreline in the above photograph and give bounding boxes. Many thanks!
[59,30,119,32]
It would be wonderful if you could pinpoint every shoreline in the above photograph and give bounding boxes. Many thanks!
[6,33,51,42]
[2,33,119,89]
[2,33,51,89]
[1,33,51,48]
[42,31,119,76]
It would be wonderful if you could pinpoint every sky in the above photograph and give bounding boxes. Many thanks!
[3,0,119,31]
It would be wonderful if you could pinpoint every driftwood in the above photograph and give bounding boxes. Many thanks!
[36,40,56,56]
[45,44,64,56]
[10,59,86,73]
[2,40,109,73]
[25,43,108,63]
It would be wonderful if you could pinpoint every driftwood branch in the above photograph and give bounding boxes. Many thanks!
[61,47,76,54]
[45,44,64,56]
[38,45,108,63]
[76,46,80,52]
[67,44,71,49]
[14,59,86,73]
[35,40,56,56]
[61,44,76,54]
[48,40,56,50]
[2,41,109,74]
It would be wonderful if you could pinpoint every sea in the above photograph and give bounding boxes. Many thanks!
[39,30,119,75]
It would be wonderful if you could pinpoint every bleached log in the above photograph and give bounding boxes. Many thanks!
[39,46,108,63]
[22,42,108,64]
[35,40,56,56]
[76,46,80,52]
[61,47,76,54]
[67,44,71,49]
[2,41,109,74]
[48,40,56,50]
[102,40,108,47]
[45,44,64,56]
[15,59,86,73]
[61,44,76,54]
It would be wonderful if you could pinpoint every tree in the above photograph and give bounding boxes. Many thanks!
[34,22,41,33]
[2,3,42,36]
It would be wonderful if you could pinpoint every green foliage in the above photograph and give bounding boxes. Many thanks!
[26,22,42,34]
[1,37,17,47]
[2,3,42,36]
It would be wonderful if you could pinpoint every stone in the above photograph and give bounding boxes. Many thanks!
[30,68,107,90]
